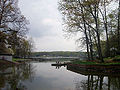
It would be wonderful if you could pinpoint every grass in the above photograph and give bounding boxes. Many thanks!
[71,60,97,65]
[0,60,15,70]
[71,60,120,65]
[12,58,27,61]
[71,55,120,66]
[104,55,120,62]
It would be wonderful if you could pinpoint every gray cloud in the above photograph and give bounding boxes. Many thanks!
[19,0,76,51]
[29,22,53,38]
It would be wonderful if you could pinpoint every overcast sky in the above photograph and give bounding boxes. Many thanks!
[18,0,77,52]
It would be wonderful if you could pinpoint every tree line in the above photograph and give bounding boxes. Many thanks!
[58,0,120,62]
[32,51,87,58]
[0,0,33,58]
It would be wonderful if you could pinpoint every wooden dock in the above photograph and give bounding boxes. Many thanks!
[51,63,67,66]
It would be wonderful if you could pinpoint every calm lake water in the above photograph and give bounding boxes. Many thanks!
[0,61,120,90]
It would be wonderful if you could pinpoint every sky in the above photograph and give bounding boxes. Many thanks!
[18,0,77,52]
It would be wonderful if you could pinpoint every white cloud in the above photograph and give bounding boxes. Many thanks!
[33,36,76,52]
[18,0,77,51]
[42,18,57,26]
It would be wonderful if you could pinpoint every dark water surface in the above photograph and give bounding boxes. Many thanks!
[0,61,120,90]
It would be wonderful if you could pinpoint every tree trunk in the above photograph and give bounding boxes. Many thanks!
[108,77,111,90]
[80,2,90,60]
[104,1,110,57]
[94,7,104,62]
[87,75,90,90]
[88,27,93,60]
[99,76,104,90]
[117,0,120,53]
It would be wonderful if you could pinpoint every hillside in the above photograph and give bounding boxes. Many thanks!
[32,51,87,59]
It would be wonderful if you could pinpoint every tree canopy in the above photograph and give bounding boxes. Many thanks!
[58,0,120,62]
[0,0,33,58]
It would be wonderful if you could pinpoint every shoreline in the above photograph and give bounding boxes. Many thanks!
[67,62,120,76]
[0,59,20,69]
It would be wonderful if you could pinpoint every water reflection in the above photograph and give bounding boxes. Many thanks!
[0,63,35,90]
[74,75,120,90]
[68,66,120,90]
[0,62,120,90]
[54,65,66,69]
[51,61,67,69]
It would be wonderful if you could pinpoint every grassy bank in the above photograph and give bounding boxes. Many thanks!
[71,55,120,66]
[0,58,25,69]
[12,58,31,62]
[104,55,120,62]
[0,60,16,70]
[12,58,26,61]
[71,60,120,65]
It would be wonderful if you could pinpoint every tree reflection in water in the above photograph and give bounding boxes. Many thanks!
[0,63,35,90]
[74,75,120,90]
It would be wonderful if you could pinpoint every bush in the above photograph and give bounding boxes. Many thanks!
[113,55,120,62]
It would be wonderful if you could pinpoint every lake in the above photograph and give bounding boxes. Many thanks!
[0,61,120,90]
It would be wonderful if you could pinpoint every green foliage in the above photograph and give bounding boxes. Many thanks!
[71,60,120,65]
[112,56,120,62]
[12,58,28,61]
[58,0,120,61]
[104,55,120,62]
[12,58,24,61]
[72,60,97,65]
[0,0,31,58]
[32,51,87,58]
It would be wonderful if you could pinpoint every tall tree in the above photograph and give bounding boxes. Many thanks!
[0,0,30,56]
[58,0,95,60]
[117,0,120,53]
[58,0,119,62]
